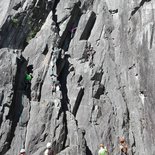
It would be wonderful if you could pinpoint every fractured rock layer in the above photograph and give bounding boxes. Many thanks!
[0,0,155,154]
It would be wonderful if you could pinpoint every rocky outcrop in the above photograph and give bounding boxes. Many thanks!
[0,0,155,154]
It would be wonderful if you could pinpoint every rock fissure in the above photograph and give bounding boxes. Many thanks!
[3,56,27,154]
[0,0,155,154]
[72,87,84,117]
[129,0,152,19]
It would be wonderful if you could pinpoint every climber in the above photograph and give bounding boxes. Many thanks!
[24,72,33,91]
[98,144,107,155]
[25,64,33,83]
[25,73,33,82]
[19,149,26,155]
[44,142,54,155]
[119,137,128,155]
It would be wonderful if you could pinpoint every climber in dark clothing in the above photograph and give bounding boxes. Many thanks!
[119,137,128,155]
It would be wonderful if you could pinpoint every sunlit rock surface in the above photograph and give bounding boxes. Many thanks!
[0,0,155,154]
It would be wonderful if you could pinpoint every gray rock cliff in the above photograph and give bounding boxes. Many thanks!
[0,0,155,154]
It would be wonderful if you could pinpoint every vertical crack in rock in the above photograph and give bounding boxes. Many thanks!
[131,132,136,155]
[0,0,155,154]
[150,23,154,49]
[56,56,70,152]
[58,56,70,111]
[0,90,4,126]
[2,56,27,154]
[80,11,96,40]
[0,90,4,107]
[91,69,104,99]
[59,2,82,51]
[62,112,68,151]
[52,0,60,32]
[129,0,151,19]
[72,87,84,117]
[86,144,93,155]
[116,72,130,139]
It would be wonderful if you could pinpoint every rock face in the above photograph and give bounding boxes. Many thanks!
[0,0,155,154]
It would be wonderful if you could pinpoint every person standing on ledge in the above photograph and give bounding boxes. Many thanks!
[119,137,128,155]
[98,143,108,155]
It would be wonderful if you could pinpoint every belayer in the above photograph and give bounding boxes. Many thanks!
[119,137,128,155]
[98,144,107,155]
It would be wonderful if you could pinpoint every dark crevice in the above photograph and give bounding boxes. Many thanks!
[90,70,103,81]
[128,63,136,70]
[72,87,84,117]
[86,143,93,155]
[59,2,82,51]
[62,112,68,150]
[77,75,83,83]
[0,91,4,126]
[0,90,4,106]
[0,0,51,49]
[24,64,33,100]
[1,56,27,154]
[13,2,22,10]
[52,0,60,32]
[58,55,70,111]
[129,0,151,20]
[55,54,70,153]
[42,44,48,55]
[56,55,70,153]
[139,0,151,7]
[37,80,43,102]
[109,9,118,14]
[150,23,154,49]
[131,132,136,155]
[93,84,105,99]
[80,11,96,40]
